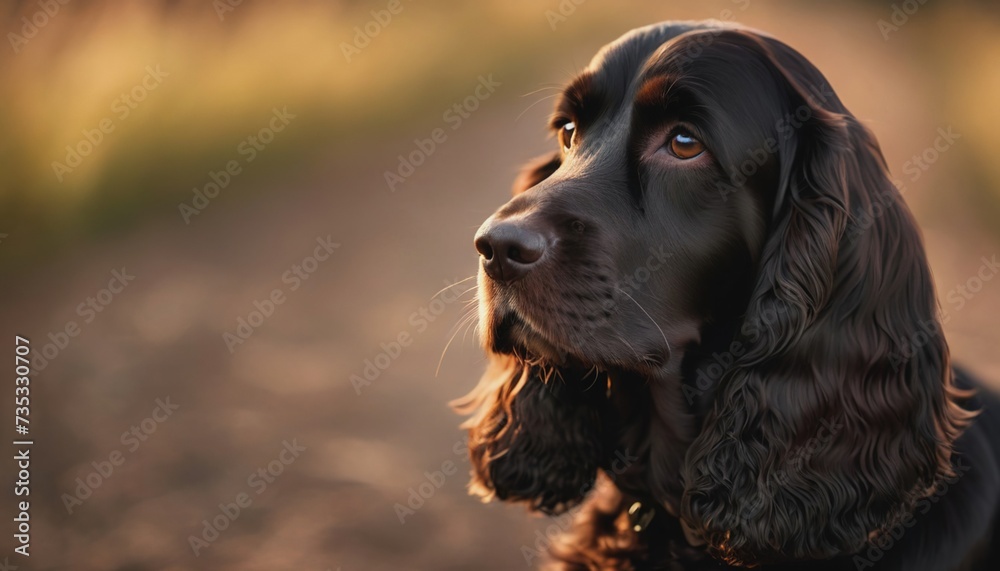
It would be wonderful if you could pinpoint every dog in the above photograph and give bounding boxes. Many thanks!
[454,21,1000,570]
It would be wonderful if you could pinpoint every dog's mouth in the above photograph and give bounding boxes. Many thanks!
[485,302,672,374]
[477,255,681,374]
[490,311,580,366]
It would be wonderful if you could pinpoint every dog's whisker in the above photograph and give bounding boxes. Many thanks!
[583,370,601,391]
[429,275,476,301]
[461,309,480,343]
[444,305,477,337]
[520,85,562,98]
[616,288,671,357]
[516,93,560,122]
[616,333,642,362]
[436,309,479,378]
[453,285,480,300]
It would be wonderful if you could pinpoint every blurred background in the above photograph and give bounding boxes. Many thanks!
[1,0,999,569]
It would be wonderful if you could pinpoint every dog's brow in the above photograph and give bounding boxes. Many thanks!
[550,71,595,127]
[635,75,672,109]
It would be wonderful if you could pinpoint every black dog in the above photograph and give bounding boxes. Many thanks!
[454,21,1000,570]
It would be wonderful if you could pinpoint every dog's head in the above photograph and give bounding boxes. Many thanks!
[455,21,970,565]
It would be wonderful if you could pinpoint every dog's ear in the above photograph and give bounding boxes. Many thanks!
[681,33,973,565]
[513,152,561,195]
[452,354,609,515]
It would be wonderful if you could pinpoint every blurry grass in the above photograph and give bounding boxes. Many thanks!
[934,6,1000,236]
[851,0,1000,239]
[0,0,639,269]
[1,0,999,269]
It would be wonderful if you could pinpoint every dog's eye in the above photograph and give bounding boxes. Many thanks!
[668,130,705,159]
[559,121,576,151]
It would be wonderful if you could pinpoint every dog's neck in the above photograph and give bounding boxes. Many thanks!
[605,353,697,512]
[605,317,743,515]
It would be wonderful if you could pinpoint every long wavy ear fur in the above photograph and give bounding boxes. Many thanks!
[452,355,610,515]
[680,32,974,565]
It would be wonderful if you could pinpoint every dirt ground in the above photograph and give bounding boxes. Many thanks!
[3,10,1000,571]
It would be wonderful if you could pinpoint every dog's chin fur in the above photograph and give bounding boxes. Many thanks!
[488,312,571,365]
[490,315,671,380]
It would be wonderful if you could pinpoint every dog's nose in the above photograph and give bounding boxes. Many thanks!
[474,220,547,283]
